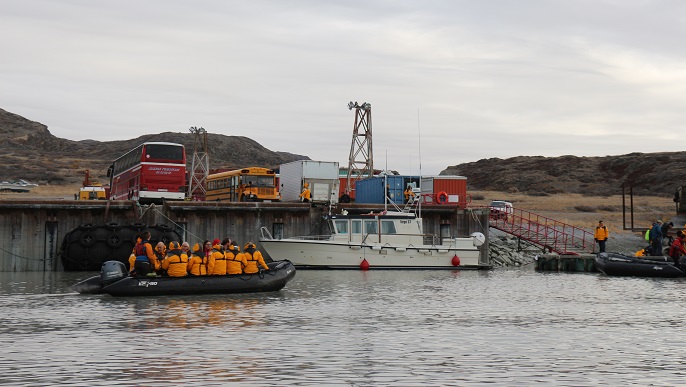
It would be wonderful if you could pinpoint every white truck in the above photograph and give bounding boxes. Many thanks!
[279,160,340,204]
[489,200,514,220]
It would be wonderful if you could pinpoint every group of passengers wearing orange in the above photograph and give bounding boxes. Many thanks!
[129,231,269,277]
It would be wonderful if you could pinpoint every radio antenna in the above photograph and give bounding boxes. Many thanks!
[417,108,422,214]
[417,109,422,174]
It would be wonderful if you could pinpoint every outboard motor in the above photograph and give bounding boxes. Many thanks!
[100,260,128,286]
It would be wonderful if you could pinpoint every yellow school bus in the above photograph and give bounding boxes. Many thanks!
[206,167,280,202]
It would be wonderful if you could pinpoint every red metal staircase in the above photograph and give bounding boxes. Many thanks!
[484,206,595,254]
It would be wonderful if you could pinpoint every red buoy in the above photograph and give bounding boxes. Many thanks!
[360,258,370,271]
[451,255,461,266]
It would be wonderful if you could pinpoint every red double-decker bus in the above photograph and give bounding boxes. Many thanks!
[107,142,187,203]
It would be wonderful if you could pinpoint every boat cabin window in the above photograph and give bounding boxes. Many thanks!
[364,220,378,234]
[334,220,348,234]
[351,220,362,234]
[381,220,396,234]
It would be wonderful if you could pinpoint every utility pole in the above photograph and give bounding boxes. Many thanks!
[345,101,373,196]
[188,126,209,200]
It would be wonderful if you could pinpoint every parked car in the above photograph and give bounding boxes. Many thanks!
[489,200,513,220]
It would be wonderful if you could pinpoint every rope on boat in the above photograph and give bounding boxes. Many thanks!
[468,207,488,233]
[137,201,205,245]
[0,245,53,262]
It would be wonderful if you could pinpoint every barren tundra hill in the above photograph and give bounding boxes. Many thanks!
[441,153,686,197]
[3,106,686,197]
[0,108,308,185]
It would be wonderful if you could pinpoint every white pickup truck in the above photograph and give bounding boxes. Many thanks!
[489,200,513,220]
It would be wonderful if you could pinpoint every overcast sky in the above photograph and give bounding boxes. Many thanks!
[2,1,685,174]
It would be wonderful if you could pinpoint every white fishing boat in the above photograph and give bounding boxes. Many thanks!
[259,189,488,269]
[0,179,38,192]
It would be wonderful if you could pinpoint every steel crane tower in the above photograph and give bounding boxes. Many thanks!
[187,126,209,200]
[345,101,373,195]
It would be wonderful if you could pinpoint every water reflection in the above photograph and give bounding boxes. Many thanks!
[0,269,685,385]
[122,296,268,330]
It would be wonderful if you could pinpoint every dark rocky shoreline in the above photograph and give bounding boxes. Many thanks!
[489,231,647,267]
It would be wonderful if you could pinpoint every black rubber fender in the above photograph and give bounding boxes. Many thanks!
[106,233,124,248]
[79,223,96,231]
[105,222,123,231]
[130,222,147,231]
[155,224,173,232]
[79,232,97,247]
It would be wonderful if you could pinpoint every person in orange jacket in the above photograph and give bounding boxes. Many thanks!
[154,241,166,261]
[225,240,247,275]
[299,183,311,203]
[594,220,609,253]
[128,236,142,273]
[207,238,227,275]
[134,231,158,276]
[187,243,208,276]
[161,241,189,277]
[181,241,191,256]
[243,242,269,274]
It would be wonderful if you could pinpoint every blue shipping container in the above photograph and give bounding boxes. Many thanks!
[355,175,420,204]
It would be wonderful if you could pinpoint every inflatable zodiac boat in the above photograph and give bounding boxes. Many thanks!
[73,260,296,296]
[595,252,685,278]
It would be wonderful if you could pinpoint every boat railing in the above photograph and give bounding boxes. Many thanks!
[260,227,333,241]
[286,235,334,241]
[259,227,274,240]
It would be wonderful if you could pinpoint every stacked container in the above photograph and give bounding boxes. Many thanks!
[420,175,468,206]
[279,160,340,204]
[354,175,421,204]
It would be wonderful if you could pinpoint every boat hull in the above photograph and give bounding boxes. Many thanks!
[260,239,487,269]
[74,260,296,296]
[595,252,685,278]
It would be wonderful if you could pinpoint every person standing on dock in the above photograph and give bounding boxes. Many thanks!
[594,220,609,253]
[404,185,413,203]
[299,183,311,203]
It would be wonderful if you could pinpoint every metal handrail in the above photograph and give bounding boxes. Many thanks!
[471,205,596,254]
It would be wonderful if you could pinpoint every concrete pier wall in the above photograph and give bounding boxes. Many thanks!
[0,200,490,272]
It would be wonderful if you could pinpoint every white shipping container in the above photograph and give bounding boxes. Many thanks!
[279,160,340,203]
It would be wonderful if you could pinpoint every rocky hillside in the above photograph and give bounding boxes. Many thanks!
[0,108,308,185]
[442,153,686,197]
[4,106,686,197]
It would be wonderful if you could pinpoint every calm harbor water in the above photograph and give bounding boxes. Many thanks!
[0,267,684,386]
